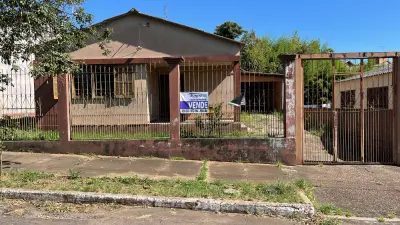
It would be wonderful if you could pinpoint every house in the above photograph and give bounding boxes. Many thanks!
[35,9,245,132]
[333,60,393,162]
[0,57,35,118]
[334,60,393,109]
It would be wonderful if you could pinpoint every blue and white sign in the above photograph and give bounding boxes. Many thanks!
[180,92,209,114]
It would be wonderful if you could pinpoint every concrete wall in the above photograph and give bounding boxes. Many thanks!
[4,138,296,165]
[70,13,241,60]
[334,73,393,109]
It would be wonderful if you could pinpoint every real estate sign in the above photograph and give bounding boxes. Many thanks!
[180,92,209,114]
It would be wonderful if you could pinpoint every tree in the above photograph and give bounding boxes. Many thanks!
[214,21,244,40]
[0,0,111,79]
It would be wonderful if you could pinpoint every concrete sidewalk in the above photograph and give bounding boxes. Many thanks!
[1,152,285,182]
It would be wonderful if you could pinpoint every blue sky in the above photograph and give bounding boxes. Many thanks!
[83,0,400,52]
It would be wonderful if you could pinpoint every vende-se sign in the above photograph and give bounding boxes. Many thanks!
[180,92,209,114]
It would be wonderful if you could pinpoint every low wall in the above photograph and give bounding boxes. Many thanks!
[4,138,296,165]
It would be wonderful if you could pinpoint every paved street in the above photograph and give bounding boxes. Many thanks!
[0,199,296,225]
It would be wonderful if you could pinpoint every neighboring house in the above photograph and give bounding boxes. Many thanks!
[36,9,245,129]
[0,57,35,118]
[334,61,393,109]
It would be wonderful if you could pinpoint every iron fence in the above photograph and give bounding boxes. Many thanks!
[180,61,285,138]
[69,62,170,140]
[0,69,58,141]
[303,58,393,163]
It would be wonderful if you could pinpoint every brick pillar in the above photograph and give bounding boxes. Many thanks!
[164,57,184,140]
[57,74,71,144]
[282,55,302,165]
[233,61,241,122]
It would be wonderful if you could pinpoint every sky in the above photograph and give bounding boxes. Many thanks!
[83,0,400,52]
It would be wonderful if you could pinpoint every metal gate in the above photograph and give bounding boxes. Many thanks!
[303,57,394,164]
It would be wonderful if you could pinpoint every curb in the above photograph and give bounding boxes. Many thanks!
[326,215,400,223]
[0,188,315,217]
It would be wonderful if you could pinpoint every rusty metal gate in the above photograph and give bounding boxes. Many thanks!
[303,57,394,164]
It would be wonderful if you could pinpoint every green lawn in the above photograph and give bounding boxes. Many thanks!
[0,171,305,203]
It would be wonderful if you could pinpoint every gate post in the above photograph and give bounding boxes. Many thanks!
[393,57,400,165]
[282,55,303,165]
[164,57,184,141]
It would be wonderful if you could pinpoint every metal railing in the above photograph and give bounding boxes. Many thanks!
[69,62,170,140]
[0,69,58,141]
[180,61,285,138]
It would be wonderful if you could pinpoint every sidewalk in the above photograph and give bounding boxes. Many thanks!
[2,151,400,218]
[1,152,285,182]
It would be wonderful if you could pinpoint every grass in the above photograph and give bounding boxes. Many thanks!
[294,179,315,203]
[318,204,343,215]
[0,171,305,203]
[67,169,81,180]
[1,129,171,141]
[275,160,283,169]
[377,217,386,222]
[169,156,185,160]
[319,218,340,225]
[197,160,208,181]
[1,129,59,141]
[387,212,396,219]
[5,129,267,140]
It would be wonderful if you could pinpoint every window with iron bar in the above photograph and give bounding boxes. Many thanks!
[340,90,355,108]
[367,86,388,109]
[72,64,137,99]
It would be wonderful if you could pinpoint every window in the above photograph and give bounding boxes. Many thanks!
[340,90,355,108]
[73,64,138,99]
[73,65,92,98]
[114,66,135,98]
[367,86,388,109]
[93,65,114,98]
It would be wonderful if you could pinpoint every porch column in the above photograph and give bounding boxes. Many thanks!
[393,57,400,165]
[164,57,184,141]
[233,61,241,122]
[57,74,71,144]
[282,55,302,165]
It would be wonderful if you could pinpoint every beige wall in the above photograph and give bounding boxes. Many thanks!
[334,72,393,109]
[70,65,150,125]
[70,14,240,59]
[181,65,235,116]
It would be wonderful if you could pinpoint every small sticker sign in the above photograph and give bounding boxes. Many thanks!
[180,92,209,114]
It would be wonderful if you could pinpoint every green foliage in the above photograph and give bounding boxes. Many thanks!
[190,103,224,138]
[0,0,112,78]
[387,212,396,219]
[197,159,208,181]
[294,179,313,190]
[319,218,340,225]
[1,171,304,203]
[68,169,81,180]
[377,217,385,222]
[214,21,244,40]
[318,204,343,215]
[275,160,282,169]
